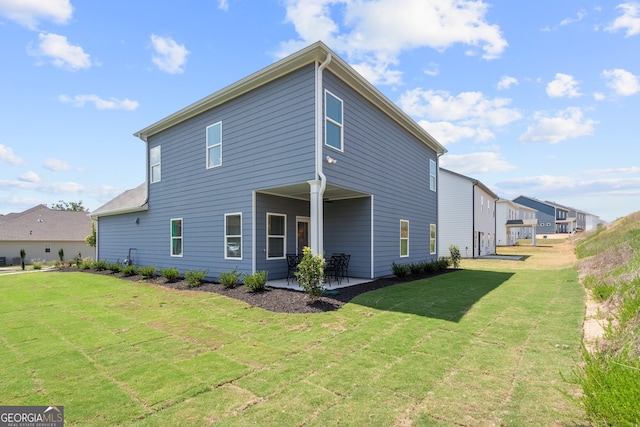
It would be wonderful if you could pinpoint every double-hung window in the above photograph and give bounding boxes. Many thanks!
[206,122,222,168]
[150,145,161,183]
[225,213,242,259]
[430,224,437,254]
[429,159,436,191]
[267,213,286,259]
[400,220,409,257]
[171,218,183,257]
[325,91,343,151]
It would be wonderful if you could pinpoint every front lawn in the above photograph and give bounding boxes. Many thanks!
[0,246,586,425]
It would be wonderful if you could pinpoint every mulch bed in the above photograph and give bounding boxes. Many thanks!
[58,268,452,314]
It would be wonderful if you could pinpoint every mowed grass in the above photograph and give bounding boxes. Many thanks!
[0,245,587,425]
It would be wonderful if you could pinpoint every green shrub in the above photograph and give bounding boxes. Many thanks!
[138,265,156,279]
[219,268,242,289]
[79,257,93,270]
[92,260,108,271]
[422,260,437,274]
[107,262,122,273]
[449,244,461,268]
[121,265,138,277]
[20,248,26,270]
[32,262,43,270]
[391,261,410,278]
[295,246,326,301]
[161,267,180,283]
[58,248,65,263]
[184,270,207,288]
[244,271,268,292]
[437,258,451,270]
[409,262,424,276]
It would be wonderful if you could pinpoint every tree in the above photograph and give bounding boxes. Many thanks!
[85,222,96,247]
[51,200,87,211]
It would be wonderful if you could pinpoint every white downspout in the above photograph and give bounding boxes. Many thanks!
[309,53,332,257]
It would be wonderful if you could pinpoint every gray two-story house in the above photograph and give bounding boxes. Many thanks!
[92,42,446,282]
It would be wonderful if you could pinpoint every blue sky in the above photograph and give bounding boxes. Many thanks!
[0,0,638,222]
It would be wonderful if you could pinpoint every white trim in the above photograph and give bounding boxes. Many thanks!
[400,219,409,257]
[266,212,286,260]
[150,145,161,183]
[170,218,183,257]
[370,195,374,279]
[430,223,437,255]
[206,121,222,169]
[252,191,256,274]
[224,212,242,260]
[324,90,344,152]
[295,216,311,254]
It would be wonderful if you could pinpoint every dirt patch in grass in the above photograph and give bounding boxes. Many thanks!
[58,268,453,314]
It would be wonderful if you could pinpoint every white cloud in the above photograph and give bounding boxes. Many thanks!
[0,0,72,29]
[606,2,640,37]
[497,75,518,90]
[30,33,91,71]
[43,158,84,172]
[218,0,229,11]
[602,68,640,96]
[150,34,190,74]
[18,171,40,183]
[546,73,581,98]
[279,0,507,84]
[560,10,586,26]
[417,120,493,145]
[519,107,597,144]
[58,94,139,111]
[0,144,23,165]
[439,152,516,174]
[399,89,522,127]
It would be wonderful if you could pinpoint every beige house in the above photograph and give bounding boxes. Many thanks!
[0,205,95,266]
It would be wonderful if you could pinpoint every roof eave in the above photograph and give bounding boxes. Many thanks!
[91,204,148,219]
[133,41,447,155]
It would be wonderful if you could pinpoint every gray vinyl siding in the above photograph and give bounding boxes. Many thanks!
[98,65,317,279]
[513,196,555,235]
[322,72,438,277]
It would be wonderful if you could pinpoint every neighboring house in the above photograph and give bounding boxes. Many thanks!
[438,168,498,259]
[92,41,447,282]
[0,204,95,266]
[513,195,597,235]
[495,199,538,246]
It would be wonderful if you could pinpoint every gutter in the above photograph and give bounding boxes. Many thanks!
[317,53,332,200]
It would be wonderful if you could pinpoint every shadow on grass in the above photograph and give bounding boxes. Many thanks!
[350,269,514,321]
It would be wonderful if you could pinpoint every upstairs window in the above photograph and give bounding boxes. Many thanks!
[150,145,161,183]
[171,218,183,257]
[225,213,242,259]
[429,159,437,191]
[206,122,222,168]
[325,91,343,151]
[400,220,409,257]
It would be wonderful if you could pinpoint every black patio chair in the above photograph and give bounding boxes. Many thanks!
[286,254,301,284]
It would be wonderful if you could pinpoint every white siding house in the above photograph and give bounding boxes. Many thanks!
[496,199,538,246]
[438,168,498,259]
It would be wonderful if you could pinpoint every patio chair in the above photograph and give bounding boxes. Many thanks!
[286,254,301,284]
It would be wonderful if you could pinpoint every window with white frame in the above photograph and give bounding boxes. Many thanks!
[225,213,242,259]
[150,145,161,183]
[206,122,222,168]
[171,218,183,257]
[429,159,437,191]
[267,213,286,259]
[430,224,437,254]
[44,243,51,253]
[325,91,343,151]
[400,220,409,257]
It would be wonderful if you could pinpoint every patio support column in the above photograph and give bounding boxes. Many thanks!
[308,179,323,256]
